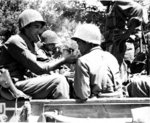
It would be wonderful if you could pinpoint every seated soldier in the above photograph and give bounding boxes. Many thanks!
[40,30,62,59]
[40,30,77,98]
[0,9,77,100]
[71,23,123,101]
[126,22,150,97]
[40,30,73,75]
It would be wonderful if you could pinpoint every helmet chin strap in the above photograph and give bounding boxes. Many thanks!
[37,35,41,42]
[32,35,41,43]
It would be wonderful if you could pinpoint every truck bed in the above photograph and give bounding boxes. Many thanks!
[0,98,150,122]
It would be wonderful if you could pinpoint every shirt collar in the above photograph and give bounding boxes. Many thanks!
[90,46,102,52]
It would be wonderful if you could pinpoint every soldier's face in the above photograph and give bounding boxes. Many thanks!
[25,22,44,43]
[75,39,88,55]
[45,43,56,51]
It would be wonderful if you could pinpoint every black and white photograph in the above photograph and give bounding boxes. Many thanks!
[0,0,150,122]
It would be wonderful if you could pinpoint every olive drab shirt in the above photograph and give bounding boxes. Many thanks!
[0,33,54,82]
[74,46,122,100]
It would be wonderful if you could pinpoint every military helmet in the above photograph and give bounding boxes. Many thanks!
[18,9,46,30]
[71,23,101,45]
[41,30,61,45]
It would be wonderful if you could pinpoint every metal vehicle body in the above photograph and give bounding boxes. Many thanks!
[0,98,150,122]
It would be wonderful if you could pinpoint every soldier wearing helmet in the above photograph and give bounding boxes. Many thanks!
[72,23,123,100]
[0,9,77,100]
[18,9,46,31]
[18,9,46,43]
[40,30,62,59]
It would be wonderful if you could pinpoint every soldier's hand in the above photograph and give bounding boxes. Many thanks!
[63,54,78,64]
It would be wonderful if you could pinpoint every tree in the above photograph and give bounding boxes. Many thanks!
[0,0,28,43]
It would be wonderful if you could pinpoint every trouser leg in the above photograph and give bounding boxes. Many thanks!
[15,74,69,99]
[127,75,150,97]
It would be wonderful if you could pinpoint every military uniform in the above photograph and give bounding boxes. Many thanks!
[102,0,150,97]
[74,47,122,99]
[40,30,62,59]
[72,24,123,100]
[103,0,144,65]
[0,9,69,99]
[0,32,70,99]
[127,74,150,97]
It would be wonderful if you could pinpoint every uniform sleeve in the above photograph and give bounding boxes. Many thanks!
[4,38,52,75]
[74,59,90,100]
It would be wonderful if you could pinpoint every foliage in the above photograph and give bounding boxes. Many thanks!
[26,0,106,50]
[0,0,28,42]
[0,0,149,48]
[29,0,106,32]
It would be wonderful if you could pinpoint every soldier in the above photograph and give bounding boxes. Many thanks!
[100,0,147,63]
[40,30,62,59]
[0,9,77,99]
[40,30,76,98]
[126,22,150,97]
[40,30,72,75]
[72,23,123,100]
[100,0,149,86]
[100,0,150,97]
